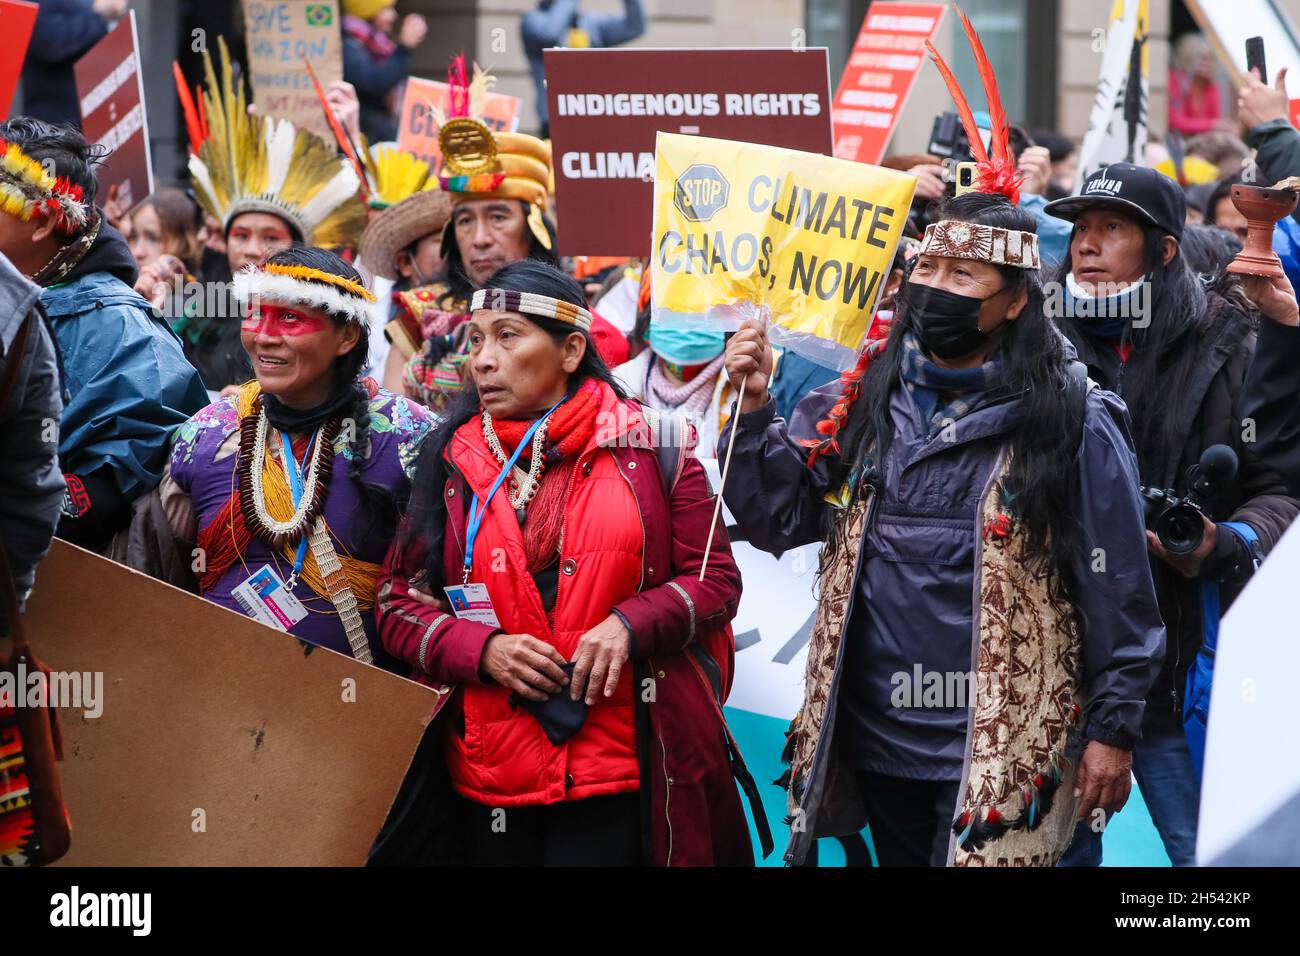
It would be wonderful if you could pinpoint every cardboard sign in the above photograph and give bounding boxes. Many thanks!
[546,48,835,257]
[397,76,520,171]
[21,541,438,866]
[831,3,946,166]
[0,0,37,118]
[242,0,342,142]
[652,132,915,371]
[73,11,152,214]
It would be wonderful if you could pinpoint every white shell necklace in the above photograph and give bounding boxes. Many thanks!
[248,407,327,537]
[481,409,549,511]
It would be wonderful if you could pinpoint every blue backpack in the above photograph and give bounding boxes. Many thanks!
[1185,521,1262,779]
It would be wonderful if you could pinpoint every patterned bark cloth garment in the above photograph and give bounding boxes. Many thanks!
[785,455,1083,867]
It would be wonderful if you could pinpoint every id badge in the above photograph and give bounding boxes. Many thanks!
[443,583,502,628]
[232,565,308,631]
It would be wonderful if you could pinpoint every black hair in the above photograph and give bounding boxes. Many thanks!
[1204,173,1244,228]
[401,258,627,589]
[261,246,400,541]
[834,192,1083,601]
[1052,211,1213,484]
[1029,129,1077,163]
[0,116,107,214]
[1180,223,1243,276]
[440,200,559,303]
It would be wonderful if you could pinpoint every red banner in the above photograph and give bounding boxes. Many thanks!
[831,3,947,166]
[0,0,38,118]
[74,11,152,213]
[545,48,834,256]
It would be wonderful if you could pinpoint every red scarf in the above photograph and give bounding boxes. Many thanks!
[480,379,602,573]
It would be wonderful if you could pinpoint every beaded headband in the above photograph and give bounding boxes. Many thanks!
[471,288,593,332]
[0,138,90,235]
[918,219,1040,270]
[233,262,381,327]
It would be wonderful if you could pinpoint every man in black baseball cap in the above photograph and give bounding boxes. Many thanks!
[1047,162,1300,869]
[1044,162,1186,240]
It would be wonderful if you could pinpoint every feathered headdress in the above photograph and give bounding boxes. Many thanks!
[0,137,89,235]
[429,54,554,250]
[362,143,436,210]
[174,37,366,248]
[925,6,1022,205]
[234,260,382,329]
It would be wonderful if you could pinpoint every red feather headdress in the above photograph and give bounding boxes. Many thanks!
[925,6,1022,205]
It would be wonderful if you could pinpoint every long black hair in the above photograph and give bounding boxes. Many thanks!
[401,258,627,587]
[261,246,401,541]
[1051,218,1216,483]
[834,192,1083,598]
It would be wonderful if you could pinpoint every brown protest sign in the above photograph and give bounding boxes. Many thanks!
[73,10,152,213]
[545,48,835,256]
[242,0,343,142]
[22,541,437,866]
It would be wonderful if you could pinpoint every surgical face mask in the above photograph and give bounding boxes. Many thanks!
[902,281,1007,360]
[648,324,726,366]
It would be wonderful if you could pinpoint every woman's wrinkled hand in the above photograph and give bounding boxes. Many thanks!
[480,633,569,702]
[570,614,630,705]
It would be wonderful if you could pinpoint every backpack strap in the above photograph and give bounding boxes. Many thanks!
[1065,359,1093,453]
[639,406,697,497]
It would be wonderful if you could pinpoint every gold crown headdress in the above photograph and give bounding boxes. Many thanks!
[174,38,366,248]
[0,137,89,235]
[431,55,553,250]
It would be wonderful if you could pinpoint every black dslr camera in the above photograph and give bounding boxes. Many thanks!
[1140,445,1238,555]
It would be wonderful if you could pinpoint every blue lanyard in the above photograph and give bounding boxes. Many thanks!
[463,399,563,583]
[279,429,318,584]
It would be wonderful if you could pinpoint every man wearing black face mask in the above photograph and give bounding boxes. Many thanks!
[718,192,1165,867]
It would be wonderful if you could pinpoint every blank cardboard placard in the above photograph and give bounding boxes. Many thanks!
[21,541,438,866]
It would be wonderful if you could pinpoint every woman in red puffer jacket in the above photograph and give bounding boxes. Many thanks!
[370,259,769,866]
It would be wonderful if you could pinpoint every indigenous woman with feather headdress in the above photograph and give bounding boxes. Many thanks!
[719,9,1166,868]
[172,39,369,392]
[162,248,433,667]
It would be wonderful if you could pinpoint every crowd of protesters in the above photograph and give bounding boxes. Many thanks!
[4,4,1300,869]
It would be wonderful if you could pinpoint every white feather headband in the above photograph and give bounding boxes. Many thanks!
[233,263,382,328]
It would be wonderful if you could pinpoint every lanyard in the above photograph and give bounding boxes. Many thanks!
[463,399,563,583]
[279,429,318,587]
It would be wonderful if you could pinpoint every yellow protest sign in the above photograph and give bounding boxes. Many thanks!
[652,132,915,370]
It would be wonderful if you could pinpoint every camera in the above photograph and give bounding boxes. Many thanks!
[927,111,993,184]
[1140,444,1238,555]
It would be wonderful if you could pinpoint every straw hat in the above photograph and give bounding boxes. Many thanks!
[357,190,453,280]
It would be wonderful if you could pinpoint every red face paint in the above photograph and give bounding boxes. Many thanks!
[241,304,328,337]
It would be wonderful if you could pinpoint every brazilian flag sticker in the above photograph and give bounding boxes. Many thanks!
[304,4,333,26]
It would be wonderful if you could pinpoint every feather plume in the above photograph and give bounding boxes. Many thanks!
[953,5,1022,204]
[302,55,370,202]
[173,62,205,154]
[447,54,469,118]
[925,6,1023,204]
[923,36,988,165]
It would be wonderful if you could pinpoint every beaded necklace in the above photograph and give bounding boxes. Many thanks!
[481,409,549,511]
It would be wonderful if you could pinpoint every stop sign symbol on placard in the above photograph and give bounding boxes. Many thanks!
[674,165,730,222]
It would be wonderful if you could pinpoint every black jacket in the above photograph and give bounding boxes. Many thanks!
[1246,118,1300,225]
[19,0,109,127]
[1063,291,1300,715]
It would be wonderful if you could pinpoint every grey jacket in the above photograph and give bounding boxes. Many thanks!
[0,253,65,611]
[721,377,1166,753]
